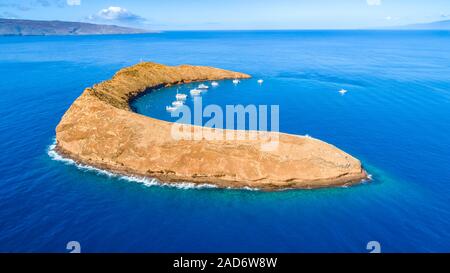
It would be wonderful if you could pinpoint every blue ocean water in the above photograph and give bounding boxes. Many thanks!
[0,31,450,252]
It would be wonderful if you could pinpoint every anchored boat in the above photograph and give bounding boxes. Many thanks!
[190,89,201,95]
[176,93,187,100]
[339,89,348,95]
[172,101,184,107]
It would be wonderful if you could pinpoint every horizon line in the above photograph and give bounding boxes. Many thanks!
[2,17,450,32]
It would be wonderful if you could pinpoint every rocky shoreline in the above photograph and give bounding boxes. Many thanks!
[55,62,367,190]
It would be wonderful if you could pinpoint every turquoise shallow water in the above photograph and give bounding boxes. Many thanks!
[0,31,450,252]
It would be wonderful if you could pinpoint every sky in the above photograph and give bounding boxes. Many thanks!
[0,0,450,30]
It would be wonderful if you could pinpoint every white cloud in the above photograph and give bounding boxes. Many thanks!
[67,0,80,6]
[367,0,382,6]
[86,6,147,27]
[95,6,143,22]
[385,16,400,21]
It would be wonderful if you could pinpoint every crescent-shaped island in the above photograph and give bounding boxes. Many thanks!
[55,62,367,190]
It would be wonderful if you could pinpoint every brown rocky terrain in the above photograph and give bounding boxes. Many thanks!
[55,62,367,190]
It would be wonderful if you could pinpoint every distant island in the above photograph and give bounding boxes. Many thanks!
[395,19,450,30]
[0,18,151,36]
[54,62,367,190]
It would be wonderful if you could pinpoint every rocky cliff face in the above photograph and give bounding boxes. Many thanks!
[55,62,367,190]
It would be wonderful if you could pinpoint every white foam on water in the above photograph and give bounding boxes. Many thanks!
[47,140,259,191]
[359,173,373,185]
[48,141,369,192]
[242,186,260,191]
[226,185,260,191]
[48,142,115,178]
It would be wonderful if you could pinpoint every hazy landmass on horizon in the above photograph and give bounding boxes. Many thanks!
[397,19,450,30]
[1,18,450,36]
[0,18,151,36]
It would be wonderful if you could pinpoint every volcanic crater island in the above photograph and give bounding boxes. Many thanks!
[55,62,367,190]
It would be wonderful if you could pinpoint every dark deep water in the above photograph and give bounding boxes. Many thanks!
[0,31,450,252]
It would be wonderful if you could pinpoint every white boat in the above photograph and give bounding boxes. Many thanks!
[339,89,348,95]
[175,93,187,100]
[198,83,209,89]
[190,89,201,95]
[257,79,264,84]
[211,81,219,87]
[232,79,240,85]
[172,101,184,107]
[166,106,178,112]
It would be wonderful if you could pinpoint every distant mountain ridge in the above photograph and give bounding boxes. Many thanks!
[0,18,151,36]
[397,19,450,30]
